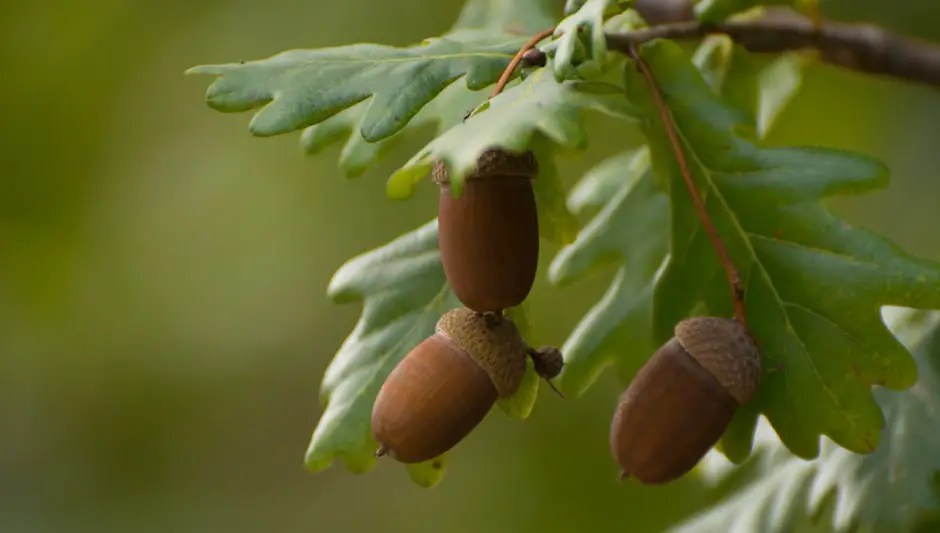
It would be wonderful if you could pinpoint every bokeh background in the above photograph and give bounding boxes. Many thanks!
[2,1,940,532]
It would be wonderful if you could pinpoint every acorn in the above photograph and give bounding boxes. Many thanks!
[371,308,528,463]
[610,316,761,484]
[433,149,540,314]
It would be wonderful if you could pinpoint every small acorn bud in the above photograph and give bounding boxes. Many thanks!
[434,149,540,314]
[529,346,564,380]
[528,345,565,398]
[610,317,761,484]
[371,308,527,463]
[521,48,547,67]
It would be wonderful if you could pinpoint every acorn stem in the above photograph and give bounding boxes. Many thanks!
[544,378,565,399]
[625,43,752,336]
[463,27,557,121]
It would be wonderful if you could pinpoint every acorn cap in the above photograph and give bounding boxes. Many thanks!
[431,149,538,185]
[674,317,761,405]
[435,308,527,397]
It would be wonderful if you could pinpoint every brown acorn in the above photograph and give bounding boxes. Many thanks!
[371,308,527,463]
[433,149,540,314]
[610,316,761,484]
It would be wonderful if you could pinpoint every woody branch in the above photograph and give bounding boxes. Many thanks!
[607,7,940,92]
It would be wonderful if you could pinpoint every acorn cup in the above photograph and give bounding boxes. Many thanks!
[371,308,528,464]
[433,149,540,314]
[609,316,761,484]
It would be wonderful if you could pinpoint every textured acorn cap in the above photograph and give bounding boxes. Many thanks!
[674,317,761,404]
[431,148,538,185]
[435,308,528,397]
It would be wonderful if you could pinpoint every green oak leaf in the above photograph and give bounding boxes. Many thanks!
[300,80,486,179]
[386,65,639,200]
[306,219,542,485]
[549,149,669,396]
[629,39,940,461]
[548,37,802,398]
[548,0,632,79]
[563,0,590,15]
[298,0,557,178]
[754,52,804,138]
[300,103,391,179]
[694,0,808,23]
[187,0,558,142]
[690,35,805,139]
[452,0,556,33]
[405,454,449,489]
[531,142,582,245]
[670,307,940,533]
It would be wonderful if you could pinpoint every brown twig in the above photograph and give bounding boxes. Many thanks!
[607,10,940,92]
[626,44,749,329]
[490,26,557,98]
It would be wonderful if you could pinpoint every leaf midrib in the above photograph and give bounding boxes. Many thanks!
[274,51,516,68]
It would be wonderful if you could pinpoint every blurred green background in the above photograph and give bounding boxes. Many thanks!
[2,1,940,532]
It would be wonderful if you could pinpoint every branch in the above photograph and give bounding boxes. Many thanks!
[607,11,940,91]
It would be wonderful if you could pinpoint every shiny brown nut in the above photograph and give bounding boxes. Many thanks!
[372,308,527,463]
[434,149,540,314]
[610,317,761,484]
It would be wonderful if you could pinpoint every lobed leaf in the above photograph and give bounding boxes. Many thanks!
[188,32,521,141]
[629,39,940,460]
[550,36,802,398]
[548,0,632,79]
[386,65,639,200]
[188,0,557,143]
[305,220,455,475]
[300,81,487,179]
[694,0,807,23]
[549,149,669,396]
[297,0,558,178]
[671,307,940,533]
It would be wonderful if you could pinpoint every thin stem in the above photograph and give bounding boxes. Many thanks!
[490,26,557,98]
[607,10,940,92]
[543,378,565,399]
[626,45,749,329]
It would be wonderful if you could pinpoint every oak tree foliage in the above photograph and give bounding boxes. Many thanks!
[190,0,940,529]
